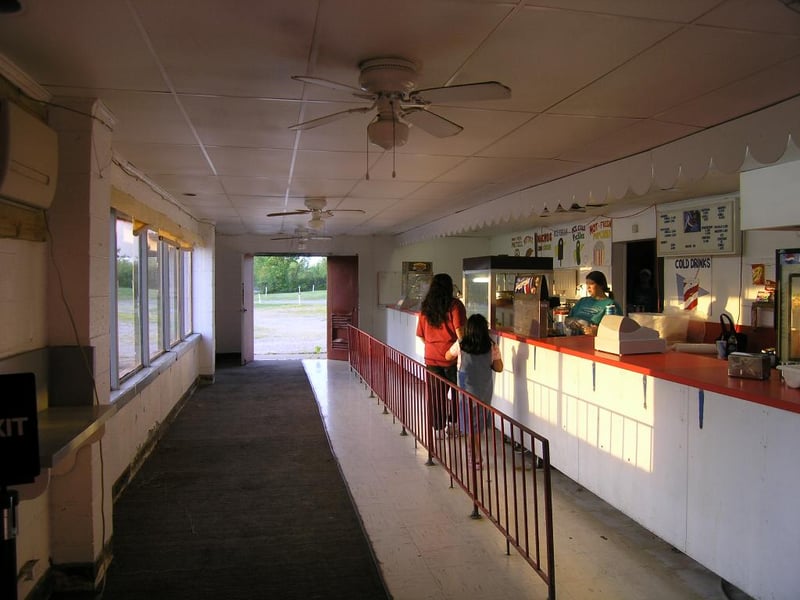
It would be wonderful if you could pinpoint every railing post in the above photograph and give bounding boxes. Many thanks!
[399,359,408,436]
[345,324,555,598]
[424,369,435,466]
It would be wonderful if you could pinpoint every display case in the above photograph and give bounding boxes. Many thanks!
[397,261,433,311]
[776,248,800,363]
[462,256,553,333]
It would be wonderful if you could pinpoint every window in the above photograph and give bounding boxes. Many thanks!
[166,243,180,347]
[115,217,141,379]
[111,211,194,389]
[146,230,163,360]
[182,250,193,337]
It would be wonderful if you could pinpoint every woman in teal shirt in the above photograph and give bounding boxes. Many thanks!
[567,271,622,336]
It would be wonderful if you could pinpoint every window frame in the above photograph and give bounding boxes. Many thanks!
[110,210,194,390]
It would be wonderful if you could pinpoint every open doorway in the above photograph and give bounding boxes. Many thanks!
[625,240,663,314]
[252,255,328,359]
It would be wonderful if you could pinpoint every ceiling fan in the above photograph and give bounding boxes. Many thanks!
[271,227,333,251]
[289,57,511,150]
[266,197,365,230]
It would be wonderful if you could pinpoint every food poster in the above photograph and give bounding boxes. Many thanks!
[551,225,588,268]
[535,231,553,258]
[510,233,536,257]
[667,256,712,315]
[589,219,612,266]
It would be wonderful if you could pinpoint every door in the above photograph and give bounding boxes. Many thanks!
[327,255,358,361]
[241,253,254,364]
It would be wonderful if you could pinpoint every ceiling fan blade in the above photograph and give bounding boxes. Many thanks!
[413,81,511,104]
[292,75,368,96]
[271,235,332,241]
[288,106,372,131]
[403,108,463,138]
[328,209,366,214]
[266,210,310,217]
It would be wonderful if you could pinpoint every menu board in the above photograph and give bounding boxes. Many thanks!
[656,196,739,256]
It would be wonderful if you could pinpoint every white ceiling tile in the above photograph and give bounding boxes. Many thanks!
[291,150,371,179]
[560,119,701,164]
[149,174,225,195]
[656,56,800,127]
[404,182,478,202]
[555,26,800,118]
[349,179,425,200]
[220,177,289,196]
[697,0,800,35]
[133,0,318,97]
[435,156,546,184]
[206,147,294,177]
[181,96,301,149]
[102,91,195,145]
[229,196,285,210]
[178,194,231,207]
[287,179,360,198]
[366,153,465,182]
[307,0,512,90]
[115,143,212,175]
[1,0,795,239]
[453,6,681,112]
[0,1,166,90]
[528,0,720,22]
[479,113,640,158]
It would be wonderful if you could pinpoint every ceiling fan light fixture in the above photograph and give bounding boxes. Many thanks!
[554,203,567,213]
[568,203,586,212]
[539,205,550,217]
[307,216,325,230]
[368,118,408,150]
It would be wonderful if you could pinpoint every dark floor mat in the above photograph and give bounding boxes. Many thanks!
[99,360,389,600]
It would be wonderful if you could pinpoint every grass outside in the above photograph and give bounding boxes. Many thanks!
[254,290,327,357]
[115,288,328,363]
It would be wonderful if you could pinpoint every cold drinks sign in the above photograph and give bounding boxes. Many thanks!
[0,373,40,485]
[657,196,739,257]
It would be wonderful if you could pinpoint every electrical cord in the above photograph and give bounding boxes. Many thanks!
[43,210,109,598]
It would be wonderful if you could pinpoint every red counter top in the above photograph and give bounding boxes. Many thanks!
[497,331,800,415]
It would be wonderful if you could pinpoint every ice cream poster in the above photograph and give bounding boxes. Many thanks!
[552,226,572,267]
[670,256,712,315]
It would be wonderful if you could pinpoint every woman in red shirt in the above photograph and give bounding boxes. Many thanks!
[416,273,466,436]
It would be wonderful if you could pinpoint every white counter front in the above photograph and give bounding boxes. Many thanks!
[384,307,800,600]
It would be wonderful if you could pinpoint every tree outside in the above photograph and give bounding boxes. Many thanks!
[253,256,327,358]
[254,255,326,294]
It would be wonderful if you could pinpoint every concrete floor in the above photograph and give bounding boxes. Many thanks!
[305,359,738,600]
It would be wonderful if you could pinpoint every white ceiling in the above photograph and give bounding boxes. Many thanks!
[1,0,799,240]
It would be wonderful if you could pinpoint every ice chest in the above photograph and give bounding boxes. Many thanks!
[727,352,771,380]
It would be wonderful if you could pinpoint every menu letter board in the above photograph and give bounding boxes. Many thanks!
[656,196,739,257]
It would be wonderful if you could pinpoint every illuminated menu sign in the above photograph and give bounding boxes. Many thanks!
[656,196,739,257]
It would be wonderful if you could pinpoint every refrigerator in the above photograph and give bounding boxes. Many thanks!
[776,248,800,363]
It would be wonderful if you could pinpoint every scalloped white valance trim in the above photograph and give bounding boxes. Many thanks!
[397,96,800,246]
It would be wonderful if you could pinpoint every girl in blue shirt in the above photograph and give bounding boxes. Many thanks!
[567,271,621,336]
[446,314,503,469]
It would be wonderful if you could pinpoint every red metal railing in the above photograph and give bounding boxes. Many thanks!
[347,326,556,600]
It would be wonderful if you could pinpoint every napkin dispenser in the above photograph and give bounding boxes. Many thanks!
[727,352,771,380]
[594,315,666,355]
